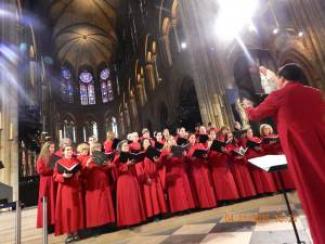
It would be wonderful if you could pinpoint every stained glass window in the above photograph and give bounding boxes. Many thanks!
[107,80,114,101]
[79,70,96,105]
[100,68,110,80]
[100,68,114,103]
[61,67,74,103]
[80,83,88,105]
[88,84,96,105]
[101,82,108,103]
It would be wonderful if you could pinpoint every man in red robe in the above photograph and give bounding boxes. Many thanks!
[243,63,325,244]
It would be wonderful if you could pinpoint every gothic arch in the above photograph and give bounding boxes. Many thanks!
[62,112,76,122]
[103,110,119,136]
[177,76,202,131]
[81,115,98,141]
[144,34,152,58]
[160,17,173,66]
[145,34,160,91]
[134,59,147,105]
[161,17,173,66]
[61,113,77,142]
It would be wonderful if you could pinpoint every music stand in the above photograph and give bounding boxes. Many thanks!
[248,155,305,244]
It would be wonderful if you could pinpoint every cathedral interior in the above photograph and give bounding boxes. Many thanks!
[0,0,325,243]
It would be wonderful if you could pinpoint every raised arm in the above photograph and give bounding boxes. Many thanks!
[244,91,281,121]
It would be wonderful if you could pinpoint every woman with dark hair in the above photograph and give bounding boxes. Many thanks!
[155,132,168,191]
[79,143,116,229]
[141,139,167,218]
[165,137,195,213]
[187,128,217,209]
[208,133,240,203]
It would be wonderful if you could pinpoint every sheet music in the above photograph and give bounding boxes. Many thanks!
[248,154,287,172]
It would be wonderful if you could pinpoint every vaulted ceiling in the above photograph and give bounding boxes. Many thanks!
[49,0,120,72]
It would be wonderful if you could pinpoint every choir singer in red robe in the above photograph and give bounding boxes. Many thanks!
[36,141,56,228]
[243,63,325,244]
[80,143,116,229]
[54,145,84,242]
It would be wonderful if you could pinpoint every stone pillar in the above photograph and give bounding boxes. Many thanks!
[0,0,20,201]
[179,0,234,127]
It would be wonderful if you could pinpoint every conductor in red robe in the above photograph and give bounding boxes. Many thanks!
[244,63,325,244]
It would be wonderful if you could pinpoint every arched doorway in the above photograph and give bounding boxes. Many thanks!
[177,77,202,132]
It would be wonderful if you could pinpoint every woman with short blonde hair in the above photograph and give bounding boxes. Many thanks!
[77,143,90,155]
[259,124,274,137]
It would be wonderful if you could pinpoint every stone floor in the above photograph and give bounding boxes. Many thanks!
[0,192,313,244]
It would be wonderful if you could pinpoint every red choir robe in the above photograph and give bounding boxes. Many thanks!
[127,142,146,191]
[142,157,167,218]
[158,149,169,191]
[104,139,113,153]
[130,141,142,152]
[261,136,295,190]
[187,143,217,209]
[245,138,277,194]
[54,149,63,158]
[79,156,115,228]
[246,82,325,244]
[115,156,146,227]
[184,145,200,208]
[165,155,195,213]
[36,156,56,228]
[208,150,240,201]
[227,143,257,198]
[53,158,84,235]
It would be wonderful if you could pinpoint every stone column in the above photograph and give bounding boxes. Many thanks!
[179,0,234,127]
[0,0,20,201]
